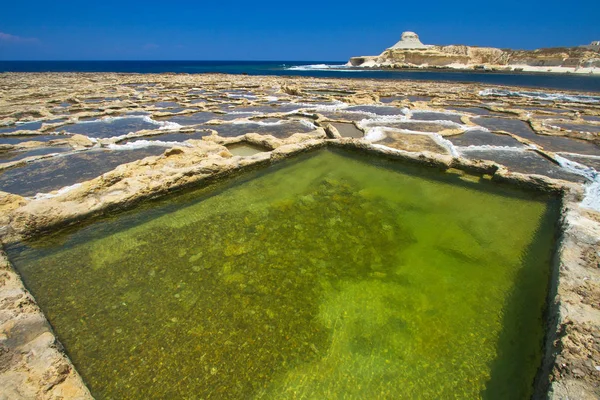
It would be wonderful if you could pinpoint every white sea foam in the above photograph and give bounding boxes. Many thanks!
[71,115,182,131]
[298,119,318,130]
[395,107,412,118]
[319,109,380,120]
[269,101,349,115]
[265,96,279,102]
[286,105,343,114]
[361,116,465,131]
[358,114,408,127]
[156,120,183,131]
[289,64,335,70]
[479,88,600,104]
[581,180,600,212]
[231,119,285,126]
[290,111,318,118]
[107,140,190,151]
[73,115,133,124]
[415,119,463,128]
[347,104,409,115]
[554,154,600,211]
[222,118,316,130]
[227,93,257,100]
[137,116,182,131]
[554,155,598,180]
[308,100,348,112]
[430,133,459,157]
[285,64,361,72]
[227,111,262,115]
[363,127,388,142]
[104,123,182,143]
[33,183,82,200]
[411,109,465,117]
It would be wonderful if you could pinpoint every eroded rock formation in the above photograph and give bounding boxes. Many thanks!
[349,31,600,72]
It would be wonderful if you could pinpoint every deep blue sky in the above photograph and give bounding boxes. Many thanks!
[1,0,598,61]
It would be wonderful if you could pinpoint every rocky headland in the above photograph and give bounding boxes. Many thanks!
[348,31,600,74]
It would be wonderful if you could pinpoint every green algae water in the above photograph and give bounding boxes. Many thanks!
[8,149,559,399]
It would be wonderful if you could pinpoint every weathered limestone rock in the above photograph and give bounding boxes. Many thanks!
[67,134,95,149]
[348,31,600,72]
[0,250,93,400]
[544,206,600,399]
[388,31,431,50]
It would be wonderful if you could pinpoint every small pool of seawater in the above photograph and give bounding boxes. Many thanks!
[226,142,270,156]
[330,122,363,138]
[64,117,160,138]
[0,147,167,196]
[410,111,464,124]
[7,149,559,399]
[0,134,71,145]
[121,131,209,144]
[212,120,316,138]
[0,146,72,164]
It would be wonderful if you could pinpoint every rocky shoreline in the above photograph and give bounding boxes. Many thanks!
[0,72,599,398]
[344,64,600,75]
[348,32,600,76]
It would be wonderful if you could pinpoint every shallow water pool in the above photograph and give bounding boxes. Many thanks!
[226,142,270,156]
[8,148,559,399]
[64,117,160,138]
[0,147,167,196]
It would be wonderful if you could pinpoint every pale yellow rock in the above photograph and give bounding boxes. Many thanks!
[348,31,600,73]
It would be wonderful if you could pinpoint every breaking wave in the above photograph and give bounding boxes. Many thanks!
[285,64,362,72]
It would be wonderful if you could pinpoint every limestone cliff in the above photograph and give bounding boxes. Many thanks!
[348,32,600,71]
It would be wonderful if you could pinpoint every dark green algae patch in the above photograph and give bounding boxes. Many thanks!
[7,148,560,399]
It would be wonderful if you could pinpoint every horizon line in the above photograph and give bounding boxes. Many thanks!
[0,59,348,63]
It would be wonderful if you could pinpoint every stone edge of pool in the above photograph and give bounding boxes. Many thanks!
[0,137,598,399]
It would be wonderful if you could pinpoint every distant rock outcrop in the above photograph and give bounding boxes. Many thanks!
[388,31,431,50]
[348,32,600,73]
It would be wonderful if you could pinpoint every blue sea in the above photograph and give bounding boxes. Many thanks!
[1,61,600,92]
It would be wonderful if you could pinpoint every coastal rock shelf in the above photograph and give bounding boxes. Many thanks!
[6,150,560,399]
[0,72,599,399]
[348,31,600,75]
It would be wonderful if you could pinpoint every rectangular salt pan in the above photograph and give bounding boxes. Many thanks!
[0,147,167,196]
[8,149,559,399]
